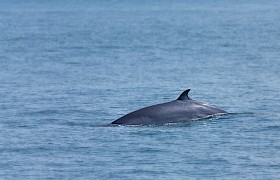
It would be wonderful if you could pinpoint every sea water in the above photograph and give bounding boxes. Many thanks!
[0,0,280,179]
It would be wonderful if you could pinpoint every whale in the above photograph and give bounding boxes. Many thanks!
[111,89,227,125]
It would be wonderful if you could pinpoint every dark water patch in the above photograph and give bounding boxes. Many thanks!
[19,109,63,116]
[266,125,280,130]
[62,121,100,128]
[257,125,280,133]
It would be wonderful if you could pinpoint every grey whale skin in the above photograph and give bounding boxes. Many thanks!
[112,89,227,125]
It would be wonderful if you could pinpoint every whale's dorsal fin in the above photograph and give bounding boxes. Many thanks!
[177,89,191,100]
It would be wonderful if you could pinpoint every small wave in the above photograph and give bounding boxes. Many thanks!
[19,109,62,116]
[229,112,280,117]
[265,125,280,130]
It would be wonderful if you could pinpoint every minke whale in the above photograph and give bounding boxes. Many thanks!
[111,89,227,125]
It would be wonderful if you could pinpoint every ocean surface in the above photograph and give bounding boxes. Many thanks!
[1,0,280,179]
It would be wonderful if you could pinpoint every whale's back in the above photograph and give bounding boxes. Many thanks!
[112,99,227,125]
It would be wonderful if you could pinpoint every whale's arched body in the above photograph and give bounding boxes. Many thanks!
[111,89,227,125]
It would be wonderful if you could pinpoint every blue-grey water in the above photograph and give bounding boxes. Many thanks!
[1,0,280,179]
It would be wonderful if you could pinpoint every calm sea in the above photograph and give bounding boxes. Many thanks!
[0,0,280,179]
